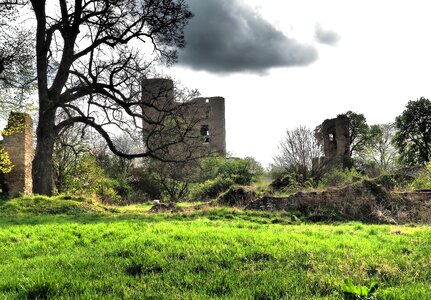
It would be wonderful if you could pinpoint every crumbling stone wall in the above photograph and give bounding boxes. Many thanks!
[1,112,33,196]
[245,182,431,224]
[313,115,350,170]
[141,78,175,130]
[185,97,226,156]
[321,114,349,160]
[141,78,226,156]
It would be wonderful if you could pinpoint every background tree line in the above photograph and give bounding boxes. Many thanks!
[271,97,431,191]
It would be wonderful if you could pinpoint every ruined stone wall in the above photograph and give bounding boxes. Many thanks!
[186,97,226,156]
[245,183,431,224]
[321,114,349,160]
[141,78,226,156]
[2,113,33,196]
[141,78,175,132]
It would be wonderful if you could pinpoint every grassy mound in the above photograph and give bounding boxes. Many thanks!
[0,195,111,215]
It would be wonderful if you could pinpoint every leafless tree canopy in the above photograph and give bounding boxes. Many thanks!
[274,126,322,180]
[0,5,36,117]
[26,0,194,194]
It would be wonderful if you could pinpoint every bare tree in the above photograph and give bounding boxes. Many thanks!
[22,0,194,195]
[149,159,196,201]
[52,124,93,193]
[0,4,36,118]
[273,125,322,181]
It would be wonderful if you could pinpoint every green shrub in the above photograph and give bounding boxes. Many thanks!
[269,173,314,195]
[373,173,414,191]
[201,156,263,185]
[217,186,257,207]
[319,168,364,188]
[190,176,235,201]
[129,168,162,201]
[410,161,431,190]
[54,153,122,203]
[96,177,122,204]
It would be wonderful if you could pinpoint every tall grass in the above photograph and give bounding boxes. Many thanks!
[0,208,430,299]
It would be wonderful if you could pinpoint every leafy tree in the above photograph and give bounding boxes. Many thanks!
[22,0,194,195]
[356,123,399,176]
[343,111,370,157]
[273,125,322,182]
[394,97,431,166]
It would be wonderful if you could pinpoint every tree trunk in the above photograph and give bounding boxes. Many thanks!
[32,108,56,195]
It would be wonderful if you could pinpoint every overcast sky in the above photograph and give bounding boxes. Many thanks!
[163,0,431,168]
[3,1,429,169]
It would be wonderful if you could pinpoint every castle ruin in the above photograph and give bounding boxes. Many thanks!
[313,114,350,169]
[0,80,226,197]
[0,112,33,196]
[321,114,350,160]
[141,78,226,156]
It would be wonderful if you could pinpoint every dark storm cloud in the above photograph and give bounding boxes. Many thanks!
[315,24,340,46]
[178,0,318,73]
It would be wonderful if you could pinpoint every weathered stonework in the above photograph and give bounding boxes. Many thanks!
[321,114,349,160]
[186,97,226,156]
[1,112,33,196]
[313,114,350,170]
[141,78,226,156]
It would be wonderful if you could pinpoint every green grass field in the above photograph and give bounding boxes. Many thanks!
[0,197,430,299]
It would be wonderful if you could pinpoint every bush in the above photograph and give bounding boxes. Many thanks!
[201,156,263,185]
[190,176,235,201]
[373,173,414,191]
[267,165,287,181]
[269,172,314,195]
[129,168,162,201]
[319,168,364,188]
[96,177,122,204]
[217,186,257,207]
[410,161,431,190]
[56,154,121,203]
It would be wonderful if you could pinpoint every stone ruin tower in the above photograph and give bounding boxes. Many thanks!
[141,78,226,156]
[313,114,350,169]
[0,112,33,196]
[321,114,350,160]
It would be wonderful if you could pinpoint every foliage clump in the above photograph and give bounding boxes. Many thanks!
[409,161,431,190]
[0,147,13,174]
[342,280,379,300]
[190,156,263,201]
[319,168,364,188]
[394,97,431,166]
[217,186,257,207]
